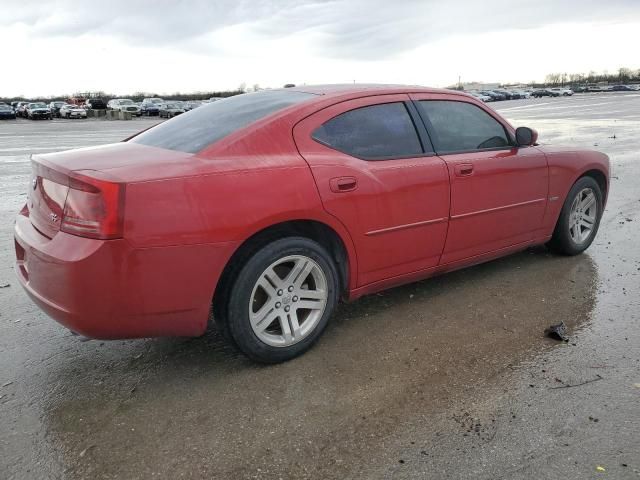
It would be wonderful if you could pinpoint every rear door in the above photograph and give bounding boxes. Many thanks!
[411,93,548,264]
[293,95,450,287]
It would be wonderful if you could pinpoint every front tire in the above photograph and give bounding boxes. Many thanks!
[222,237,340,363]
[547,176,603,255]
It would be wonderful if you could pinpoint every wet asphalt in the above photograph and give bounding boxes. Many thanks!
[0,94,639,479]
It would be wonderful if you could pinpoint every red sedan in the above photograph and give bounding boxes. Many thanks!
[14,85,609,363]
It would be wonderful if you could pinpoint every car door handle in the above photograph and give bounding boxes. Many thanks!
[454,164,474,176]
[329,176,357,192]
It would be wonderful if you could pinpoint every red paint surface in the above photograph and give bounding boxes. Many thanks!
[14,86,610,338]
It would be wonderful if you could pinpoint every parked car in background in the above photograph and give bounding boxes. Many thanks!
[0,104,17,119]
[107,99,141,116]
[469,92,491,102]
[140,100,160,116]
[59,104,88,119]
[159,102,186,118]
[511,90,530,99]
[26,103,52,120]
[142,97,164,105]
[67,97,87,106]
[16,102,30,118]
[13,85,609,363]
[532,89,559,98]
[611,85,633,91]
[209,96,224,102]
[183,101,203,111]
[551,88,573,96]
[85,98,107,109]
[493,89,514,100]
[480,90,505,101]
[49,101,66,118]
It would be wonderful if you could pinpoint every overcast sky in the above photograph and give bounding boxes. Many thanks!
[2,0,640,97]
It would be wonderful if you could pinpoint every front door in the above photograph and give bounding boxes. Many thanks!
[410,93,549,264]
[293,95,450,287]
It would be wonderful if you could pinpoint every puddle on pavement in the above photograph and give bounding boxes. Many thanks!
[41,249,598,479]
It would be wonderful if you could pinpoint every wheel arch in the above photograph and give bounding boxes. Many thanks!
[581,168,608,204]
[212,219,356,330]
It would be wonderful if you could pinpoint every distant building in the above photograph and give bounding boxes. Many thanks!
[461,82,500,91]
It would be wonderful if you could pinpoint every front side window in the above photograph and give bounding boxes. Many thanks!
[312,102,424,160]
[418,100,510,153]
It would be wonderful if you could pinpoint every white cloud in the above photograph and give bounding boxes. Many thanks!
[1,0,639,97]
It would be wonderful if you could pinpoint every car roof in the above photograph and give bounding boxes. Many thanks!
[286,83,455,98]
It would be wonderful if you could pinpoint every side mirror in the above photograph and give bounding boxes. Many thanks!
[515,127,538,146]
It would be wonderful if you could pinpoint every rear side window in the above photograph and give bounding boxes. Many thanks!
[132,90,316,153]
[312,102,424,160]
[418,100,510,153]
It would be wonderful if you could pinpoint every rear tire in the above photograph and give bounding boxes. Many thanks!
[547,176,603,255]
[222,237,339,363]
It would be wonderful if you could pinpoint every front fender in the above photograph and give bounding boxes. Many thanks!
[538,147,610,237]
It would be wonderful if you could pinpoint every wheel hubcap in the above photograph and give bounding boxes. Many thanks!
[568,187,597,244]
[249,255,328,347]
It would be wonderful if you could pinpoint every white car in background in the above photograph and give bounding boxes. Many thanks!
[59,104,87,119]
[468,91,492,102]
[107,99,142,116]
[551,87,574,96]
[183,100,203,111]
[142,97,164,105]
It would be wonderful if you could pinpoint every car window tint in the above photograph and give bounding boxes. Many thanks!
[418,100,510,153]
[132,90,317,153]
[312,102,424,160]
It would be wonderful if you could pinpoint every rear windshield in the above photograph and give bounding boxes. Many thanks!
[131,90,317,153]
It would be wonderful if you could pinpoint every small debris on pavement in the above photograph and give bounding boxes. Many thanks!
[0,284,10,288]
[550,374,603,390]
[79,445,96,458]
[2,381,13,388]
[596,465,606,472]
[544,322,569,342]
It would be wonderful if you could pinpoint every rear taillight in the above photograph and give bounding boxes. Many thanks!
[60,173,124,240]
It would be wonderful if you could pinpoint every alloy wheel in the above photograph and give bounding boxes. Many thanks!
[568,187,597,244]
[249,255,328,347]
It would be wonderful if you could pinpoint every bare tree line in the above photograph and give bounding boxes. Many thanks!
[544,67,640,86]
[4,67,639,103]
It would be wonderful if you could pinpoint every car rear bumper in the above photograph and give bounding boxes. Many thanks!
[14,213,235,339]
